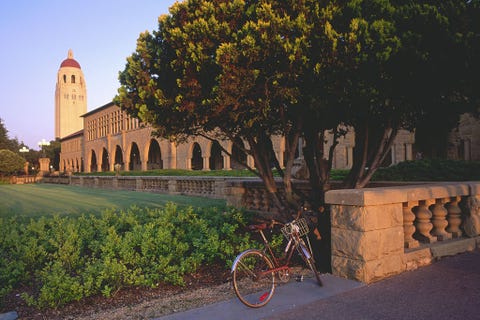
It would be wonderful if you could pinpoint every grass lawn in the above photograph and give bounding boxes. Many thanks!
[0,184,226,218]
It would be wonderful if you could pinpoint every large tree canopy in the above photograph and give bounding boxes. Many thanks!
[116,0,479,219]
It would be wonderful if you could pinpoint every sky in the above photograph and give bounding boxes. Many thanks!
[0,0,178,150]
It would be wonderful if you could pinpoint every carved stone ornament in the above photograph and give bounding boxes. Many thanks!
[463,196,480,237]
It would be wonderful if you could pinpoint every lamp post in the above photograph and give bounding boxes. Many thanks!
[19,146,30,175]
[38,139,50,157]
[19,146,29,154]
[38,139,51,175]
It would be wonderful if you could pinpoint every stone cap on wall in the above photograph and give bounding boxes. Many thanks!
[325,182,479,206]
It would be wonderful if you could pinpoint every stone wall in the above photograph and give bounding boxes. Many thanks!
[325,182,480,283]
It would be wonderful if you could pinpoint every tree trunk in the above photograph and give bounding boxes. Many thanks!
[343,123,399,189]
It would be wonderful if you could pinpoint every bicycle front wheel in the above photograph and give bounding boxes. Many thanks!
[231,249,275,308]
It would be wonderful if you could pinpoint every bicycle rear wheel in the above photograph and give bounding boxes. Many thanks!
[231,249,275,308]
[299,242,323,286]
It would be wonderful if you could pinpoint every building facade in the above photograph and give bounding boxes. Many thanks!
[60,102,417,173]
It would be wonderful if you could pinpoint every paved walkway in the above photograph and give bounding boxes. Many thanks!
[156,249,480,320]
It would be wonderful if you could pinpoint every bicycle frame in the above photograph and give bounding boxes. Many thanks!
[255,226,301,278]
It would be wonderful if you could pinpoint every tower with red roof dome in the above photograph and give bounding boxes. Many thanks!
[55,49,87,139]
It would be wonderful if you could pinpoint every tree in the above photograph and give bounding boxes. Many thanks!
[116,0,324,218]
[0,118,21,152]
[116,0,479,219]
[0,149,25,176]
[43,139,61,171]
[320,0,479,188]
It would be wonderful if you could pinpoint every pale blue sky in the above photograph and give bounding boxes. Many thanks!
[0,0,177,149]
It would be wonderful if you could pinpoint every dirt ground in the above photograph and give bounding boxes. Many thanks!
[3,265,313,320]
[2,266,234,320]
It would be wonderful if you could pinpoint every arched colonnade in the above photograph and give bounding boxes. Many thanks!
[78,129,282,173]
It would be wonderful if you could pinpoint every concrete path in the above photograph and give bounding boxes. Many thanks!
[156,249,480,320]
[155,273,364,320]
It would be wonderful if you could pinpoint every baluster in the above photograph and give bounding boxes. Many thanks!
[430,198,452,241]
[252,189,261,211]
[413,200,437,243]
[403,202,419,248]
[446,196,463,238]
[261,190,269,212]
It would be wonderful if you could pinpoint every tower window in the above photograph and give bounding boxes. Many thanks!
[71,75,76,83]
[63,75,66,83]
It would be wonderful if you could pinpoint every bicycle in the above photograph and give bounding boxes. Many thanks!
[231,210,323,308]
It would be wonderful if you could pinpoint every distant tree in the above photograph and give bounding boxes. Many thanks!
[43,139,61,170]
[0,118,19,152]
[0,149,25,176]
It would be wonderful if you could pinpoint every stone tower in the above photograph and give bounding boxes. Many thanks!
[55,49,87,139]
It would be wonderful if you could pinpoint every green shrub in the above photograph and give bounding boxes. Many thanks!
[0,204,254,309]
[372,159,480,181]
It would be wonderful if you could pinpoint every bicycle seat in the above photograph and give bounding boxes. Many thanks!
[248,223,268,231]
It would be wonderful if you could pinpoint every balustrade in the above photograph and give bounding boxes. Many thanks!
[325,182,478,283]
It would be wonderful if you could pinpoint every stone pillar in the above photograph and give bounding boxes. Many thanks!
[430,198,452,241]
[141,159,148,171]
[329,203,404,283]
[446,196,463,238]
[223,154,231,170]
[203,157,210,171]
[403,202,419,248]
[38,158,50,175]
[247,155,255,168]
[24,161,29,175]
[405,143,413,161]
[413,200,437,243]
[326,188,405,283]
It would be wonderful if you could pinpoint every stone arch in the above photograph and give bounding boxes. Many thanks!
[129,142,141,171]
[209,140,223,170]
[191,142,203,170]
[101,147,109,172]
[147,139,163,169]
[90,150,97,172]
[114,145,124,170]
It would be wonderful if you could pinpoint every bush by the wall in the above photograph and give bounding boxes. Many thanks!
[372,159,480,181]
[0,204,253,309]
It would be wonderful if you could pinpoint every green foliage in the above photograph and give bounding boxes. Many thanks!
[0,149,25,175]
[0,204,253,309]
[0,118,22,152]
[372,159,480,181]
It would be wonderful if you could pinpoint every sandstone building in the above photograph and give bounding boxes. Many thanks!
[59,99,417,174]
